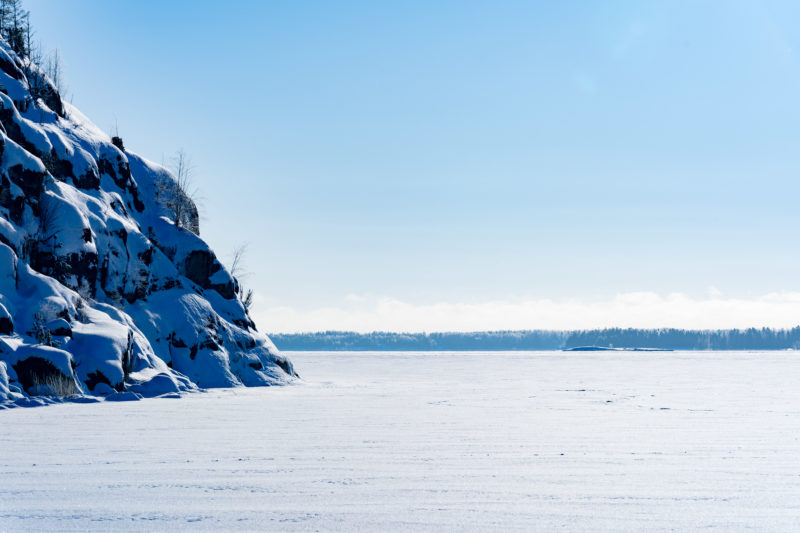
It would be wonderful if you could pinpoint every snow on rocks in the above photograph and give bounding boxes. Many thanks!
[0,37,296,407]
[0,360,12,400]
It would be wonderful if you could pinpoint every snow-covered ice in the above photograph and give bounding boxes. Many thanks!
[1,350,800,531]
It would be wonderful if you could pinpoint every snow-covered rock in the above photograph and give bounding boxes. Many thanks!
[0,37,296,406]
[0,361,11,400]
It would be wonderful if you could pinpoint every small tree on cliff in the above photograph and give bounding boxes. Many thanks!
[229,244,254,311]
[155,149,200,234]
[0,0,66,108]
[43,48,63,91]
[0,0,29,57]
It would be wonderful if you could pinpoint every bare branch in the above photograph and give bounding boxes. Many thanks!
[155,149,200,234]
[230,243,249,278]
[226,243,255,312]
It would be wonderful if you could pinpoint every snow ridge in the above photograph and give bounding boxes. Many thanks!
[0,38,296,406]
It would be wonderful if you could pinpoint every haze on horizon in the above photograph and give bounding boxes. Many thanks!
[28,0,800,332]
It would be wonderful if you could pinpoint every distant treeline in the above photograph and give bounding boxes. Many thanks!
[270,327,800,351]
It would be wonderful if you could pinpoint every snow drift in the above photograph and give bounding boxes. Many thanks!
[0,38,296,405]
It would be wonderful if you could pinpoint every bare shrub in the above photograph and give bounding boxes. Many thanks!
[155,149,200,234]
[229,244,254,312]
[30,312,58,347]
[74,296,89,323]
[30,372,77,397]
[42,48,63,92]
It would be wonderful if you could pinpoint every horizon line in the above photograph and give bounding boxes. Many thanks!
[268,326,800,335]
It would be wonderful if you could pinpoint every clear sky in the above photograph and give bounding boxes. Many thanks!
[26,0,800,332]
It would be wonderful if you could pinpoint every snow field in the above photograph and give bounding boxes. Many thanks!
[1,350,799,531]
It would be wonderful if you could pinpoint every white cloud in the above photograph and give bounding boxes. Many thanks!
[255,292,800,333]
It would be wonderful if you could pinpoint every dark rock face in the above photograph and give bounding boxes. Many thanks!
[183,250,213,283]
[0,305,12,335]
[0,52,24,81]
[183,250,235,299]
[42,151,74,180]
[35,83,64,118]
[211,280,235,300]
[7,163,45,198]
[12,357,75,395]
[274,357,293,376]
[34,250,99,294]
[84,370,116,392]
[73,168,100,190]
[47,319,71,338]
[98,156,122,187]
[0,174,25,225]
[0,108,40,156]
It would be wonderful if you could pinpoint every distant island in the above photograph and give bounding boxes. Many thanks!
[270,327,800,351]
[564,346,673,352]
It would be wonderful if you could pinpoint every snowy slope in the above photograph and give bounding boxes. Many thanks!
[0,38,295,404]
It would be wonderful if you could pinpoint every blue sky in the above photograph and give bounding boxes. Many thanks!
[27,1,800,331]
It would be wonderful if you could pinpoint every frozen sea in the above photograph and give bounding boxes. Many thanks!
[2,350,800,532]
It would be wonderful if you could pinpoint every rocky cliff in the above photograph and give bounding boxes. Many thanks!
[0,38,296,406]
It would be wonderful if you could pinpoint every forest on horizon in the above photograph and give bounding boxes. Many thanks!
[270,327,800,351]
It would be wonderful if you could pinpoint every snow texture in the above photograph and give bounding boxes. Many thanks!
[0,37,295,404]
[1,350,799,531]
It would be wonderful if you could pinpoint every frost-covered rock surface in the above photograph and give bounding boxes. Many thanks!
[0,38,295,406]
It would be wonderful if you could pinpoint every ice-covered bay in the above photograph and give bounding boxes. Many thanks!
[2,350,800,531]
